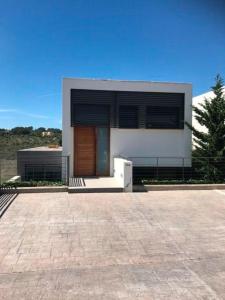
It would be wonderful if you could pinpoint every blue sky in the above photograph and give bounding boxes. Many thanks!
[0,0,225,129]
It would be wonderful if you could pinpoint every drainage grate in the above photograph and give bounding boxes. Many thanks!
[69,177,85,187]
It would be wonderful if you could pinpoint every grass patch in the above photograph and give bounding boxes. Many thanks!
[0,134,61,159]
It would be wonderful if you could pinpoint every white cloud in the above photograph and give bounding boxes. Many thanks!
[0,108,49,119]
[0,109,16,113]
[37,92,60,98]
[23,112,49,119]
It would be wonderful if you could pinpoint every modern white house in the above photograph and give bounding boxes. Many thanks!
[62,78,192,186]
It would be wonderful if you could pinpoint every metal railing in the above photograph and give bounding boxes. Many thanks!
[0,185,18,218]
[0,154,70,185]
[128,156,225,183]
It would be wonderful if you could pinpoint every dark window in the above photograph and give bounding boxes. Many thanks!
[71,89,185,129]
[72,104,110,126]
[119,106,138,128]
[146,106,182,129]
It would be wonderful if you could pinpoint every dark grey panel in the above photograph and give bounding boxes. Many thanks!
[146,106,181,129]
[72,104,110,126]
[71,89,116,127]
[17,151,62,181]
[119,106,138,128]
[116,91,184,128]
[71,89,185,129]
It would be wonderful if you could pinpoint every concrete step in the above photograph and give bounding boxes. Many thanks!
[68,186,124,193]
[68,177,124,193]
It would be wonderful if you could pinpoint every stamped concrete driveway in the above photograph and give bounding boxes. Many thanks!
[1,190,225,299]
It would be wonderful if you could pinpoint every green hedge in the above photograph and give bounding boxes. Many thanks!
[140,179,225,185]
[2,181,64,187]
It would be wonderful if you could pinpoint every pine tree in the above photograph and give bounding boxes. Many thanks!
[187,75,225,181]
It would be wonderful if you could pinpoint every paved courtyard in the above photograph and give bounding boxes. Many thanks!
[1,190,225,299]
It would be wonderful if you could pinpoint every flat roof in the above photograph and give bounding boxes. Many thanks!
[63,77,192,86]
[18,146,62,152]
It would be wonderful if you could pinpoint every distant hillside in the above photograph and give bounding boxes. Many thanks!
[0,127,62,159]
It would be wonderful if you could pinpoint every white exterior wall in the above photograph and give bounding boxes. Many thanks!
[110,129,191,174]
[192,91,213,135]
[192,87,225,148]
[192,87,225,134]
[62,78,192,177]
[62,80,74,177]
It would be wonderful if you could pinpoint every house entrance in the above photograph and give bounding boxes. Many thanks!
[74,126,109,176]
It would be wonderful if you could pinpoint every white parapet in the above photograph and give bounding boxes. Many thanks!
[114,157,133,192]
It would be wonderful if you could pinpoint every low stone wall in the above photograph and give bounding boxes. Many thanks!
[0,159,17,183]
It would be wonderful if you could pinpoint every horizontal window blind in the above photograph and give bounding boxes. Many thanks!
[119,106,138,128]
[146,106,181,129]
[71,89,185,129]
[72,104,110,126]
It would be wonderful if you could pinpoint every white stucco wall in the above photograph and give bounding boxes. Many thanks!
[110,129,191,174]
[192,87,225,148]
[62,78,192,177]
[192,87,225,134]
[192,91,213,135]
[62,80,74,177]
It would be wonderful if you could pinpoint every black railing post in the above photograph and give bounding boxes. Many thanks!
[156,157,159,180]
[208,157,210,180]
[67,155,70,185]
[182,157,185,181]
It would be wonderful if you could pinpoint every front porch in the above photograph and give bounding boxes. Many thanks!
[68,177,124,193]
[67,157,133,193]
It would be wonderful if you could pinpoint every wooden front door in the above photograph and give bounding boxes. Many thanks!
[74,127,96,176]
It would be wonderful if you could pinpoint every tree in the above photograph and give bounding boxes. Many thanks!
[187,74,225,181]
[35,127,46,133]
[47,128,62,134]
[11,126,33,135]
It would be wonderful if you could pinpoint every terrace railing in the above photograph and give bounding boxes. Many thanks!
[0,154,70,185]
[0,185,18,218]
[128,156,225,183]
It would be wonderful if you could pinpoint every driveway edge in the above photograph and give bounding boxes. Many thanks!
[13,184,225,193]
[16,186,68,193]
[133,184,225,192]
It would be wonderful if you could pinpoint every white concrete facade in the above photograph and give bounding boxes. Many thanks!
[62,78,192,177]
[110,129,191,171]
[192,87,225,134]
